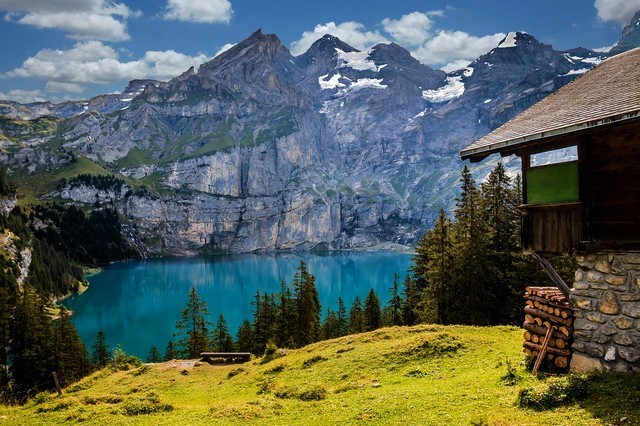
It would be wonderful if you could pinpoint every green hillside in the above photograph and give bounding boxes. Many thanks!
[2,325,638,425]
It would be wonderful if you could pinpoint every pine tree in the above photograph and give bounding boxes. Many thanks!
[212,314,234,352]
[348,296,364,334]
[174,287,211,358]
[146,346,162,363]
[364,289,382,331]
[252,291,276,354]
[321,308,339,340]
[52,307,90,386]
[401,274,421,326]
[336,297,349,337]
[386,274,404,326]
[91,330,109,368]
[275,280,295,347]
[9,287,55,398]
[414,210,455,324]
[164,340,178,361]
[450,166,492,325]
[236,319,254,353]
[292,261,321,347]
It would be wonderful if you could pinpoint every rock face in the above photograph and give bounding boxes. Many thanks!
[610,11,640,56]
[0,26,628,255]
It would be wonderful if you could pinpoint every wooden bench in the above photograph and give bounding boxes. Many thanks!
[200,352,252,364]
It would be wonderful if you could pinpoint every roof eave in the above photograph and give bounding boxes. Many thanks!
[460,110,640,161]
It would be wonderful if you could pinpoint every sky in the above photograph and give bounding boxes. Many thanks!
[0,0,638,104]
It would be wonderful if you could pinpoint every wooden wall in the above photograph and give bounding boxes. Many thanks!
[585,120,640,247]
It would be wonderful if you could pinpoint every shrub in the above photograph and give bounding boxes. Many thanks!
[298,385,327,401]
[518,375,589,410]
[302,355,327,368]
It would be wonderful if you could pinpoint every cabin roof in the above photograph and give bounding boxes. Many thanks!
[461,48,640,161]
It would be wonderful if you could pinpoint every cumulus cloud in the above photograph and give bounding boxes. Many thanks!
[0,0,139,41]
[164,0,232,23]
[3,41,210,97]
[290,11,505,71]
[290,21,388,56]
[594,0,640,25]
[381,11,437,46]
[0,89,47,103]
[411,30,505,68]
[214,43,236,57]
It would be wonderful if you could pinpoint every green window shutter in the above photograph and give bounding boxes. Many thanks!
[526,161,579,205]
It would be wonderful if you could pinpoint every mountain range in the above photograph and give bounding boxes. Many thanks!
[1,12,638,256]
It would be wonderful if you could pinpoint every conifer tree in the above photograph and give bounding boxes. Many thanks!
[236,319,254,353]
[164,340,178,361]
[174,287,211,358]
[364,289,382,331]
[321,308,339,340]
[401,274,421,326]
[146,346,162,363]
[91,330,109,368]
[52,307,90,386]
[450,166,492,324]
[336,297,349,337]
[386,273,404,326]
[348,296,364,334]
[414,210,454,324]
[9,287,55,398]
[275,279,295,347]
[212,314,234,352]
[292,261,321,346]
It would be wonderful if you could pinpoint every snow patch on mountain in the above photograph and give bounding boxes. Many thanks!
[343,78,387,92]
[319,73,346,90]
[561,68,590,76]
[498,32,520,48]
[422,76,465,103]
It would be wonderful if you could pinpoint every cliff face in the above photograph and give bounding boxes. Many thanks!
[0,29,617,255]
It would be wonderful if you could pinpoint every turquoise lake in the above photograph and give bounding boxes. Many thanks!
[63,252,412,358]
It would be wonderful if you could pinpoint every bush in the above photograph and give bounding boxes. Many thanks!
[298,385,327,401]
[302,355,327,369]
[518,375,589,410]
[111,344,142,371]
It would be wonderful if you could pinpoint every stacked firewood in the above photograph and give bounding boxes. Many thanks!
[522,286,573,369]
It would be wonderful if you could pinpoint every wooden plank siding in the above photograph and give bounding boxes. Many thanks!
[521,202,582,253]
[585,120,640,247]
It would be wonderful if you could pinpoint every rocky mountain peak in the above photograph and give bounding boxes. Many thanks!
[610,10,640,55]
[295,34,358,68]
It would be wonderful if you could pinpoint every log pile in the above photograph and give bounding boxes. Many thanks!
[522,286,573,370]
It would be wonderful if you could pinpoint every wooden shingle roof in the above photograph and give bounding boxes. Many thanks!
[461,48,640,161]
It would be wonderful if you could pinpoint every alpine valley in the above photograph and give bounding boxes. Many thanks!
[1,15,638,256]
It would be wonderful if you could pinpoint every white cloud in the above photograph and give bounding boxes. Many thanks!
[290,13,505,71]
[214,43,236,57]
[3,41,210,97]
[411,30,505,68]
[290,21,388,56]
[164,0,232,24]
[595,0,640,25]
[0,0,139,41]
[0,89,47,103]
[440,59,472,73]
[381,12,436,46]
[45,81,84,93]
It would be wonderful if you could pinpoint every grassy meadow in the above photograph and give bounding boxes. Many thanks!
[2,324,638,425]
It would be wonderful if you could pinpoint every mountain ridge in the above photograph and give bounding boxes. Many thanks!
[0,18,636,255]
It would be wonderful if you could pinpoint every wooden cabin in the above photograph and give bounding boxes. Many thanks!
[461,48,640,373]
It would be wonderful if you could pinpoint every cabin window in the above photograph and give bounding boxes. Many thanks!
[530,146,578,167]
[526,146,579,205]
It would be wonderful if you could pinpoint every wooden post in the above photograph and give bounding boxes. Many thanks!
[532,325,556,375]
[52,372,62,396]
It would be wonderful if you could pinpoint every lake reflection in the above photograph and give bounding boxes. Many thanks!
[64,252,412,358]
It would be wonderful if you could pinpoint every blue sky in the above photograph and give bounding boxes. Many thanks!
[0,0,638,103]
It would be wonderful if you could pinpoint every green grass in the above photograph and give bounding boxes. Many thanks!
[2,324,638,425]
[10,156,117,206]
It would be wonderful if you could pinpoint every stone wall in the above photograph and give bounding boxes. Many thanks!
[571,252,640,372]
